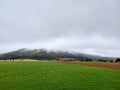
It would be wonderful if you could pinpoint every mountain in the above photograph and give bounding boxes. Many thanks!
[0,48,115,61]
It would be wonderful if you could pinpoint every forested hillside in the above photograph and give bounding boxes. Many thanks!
[0,48,115,61]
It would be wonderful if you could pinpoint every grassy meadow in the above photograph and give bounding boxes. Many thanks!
[0,60,120,90]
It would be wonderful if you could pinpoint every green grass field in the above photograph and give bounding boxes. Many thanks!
[0,61,120,90]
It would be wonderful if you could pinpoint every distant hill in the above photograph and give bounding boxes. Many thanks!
[0,48,116,61]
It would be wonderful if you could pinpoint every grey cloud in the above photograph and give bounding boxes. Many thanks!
[0,0,120,57]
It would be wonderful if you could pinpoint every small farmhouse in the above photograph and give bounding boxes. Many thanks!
[56,58,75,61]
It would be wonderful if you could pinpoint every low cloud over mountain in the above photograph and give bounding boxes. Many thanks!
[0,0,120,57]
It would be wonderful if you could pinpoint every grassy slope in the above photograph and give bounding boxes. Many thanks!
[0,61,120,90]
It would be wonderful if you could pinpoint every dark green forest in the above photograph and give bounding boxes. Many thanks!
[0,48,114,61]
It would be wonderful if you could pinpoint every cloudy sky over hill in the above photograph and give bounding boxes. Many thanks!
[0,0,120,57]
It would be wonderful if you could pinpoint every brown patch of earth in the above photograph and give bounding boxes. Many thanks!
[58,61,120,70]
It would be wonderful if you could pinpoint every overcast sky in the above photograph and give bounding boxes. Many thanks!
[0,0,120,57]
